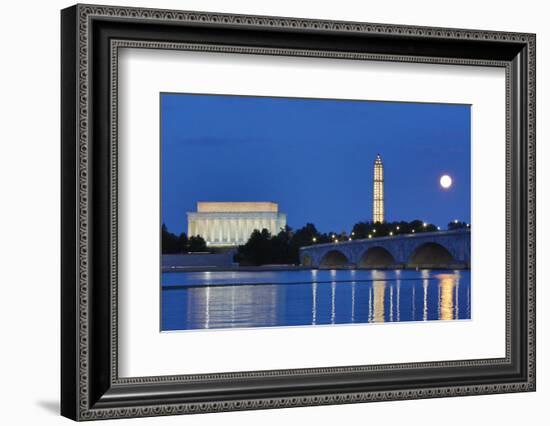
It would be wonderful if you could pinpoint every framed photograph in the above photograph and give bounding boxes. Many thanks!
[61,4,536,421]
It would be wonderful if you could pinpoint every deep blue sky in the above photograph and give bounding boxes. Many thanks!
[161,93,471,235]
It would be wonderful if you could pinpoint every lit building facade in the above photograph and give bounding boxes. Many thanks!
[187,202,286,247]
[373,153,385,223]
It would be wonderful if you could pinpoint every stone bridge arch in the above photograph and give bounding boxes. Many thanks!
[408,242,455,267]
[357,246,397,268]
[319,249,350,268]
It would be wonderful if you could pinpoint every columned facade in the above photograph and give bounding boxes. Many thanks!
[187,202,286,247]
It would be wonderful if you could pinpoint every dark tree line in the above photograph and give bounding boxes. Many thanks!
[161,224,207,254]
[236,224,322,266]
[351,219,438,239]
[448,220,470,230]
[235,219,463,266]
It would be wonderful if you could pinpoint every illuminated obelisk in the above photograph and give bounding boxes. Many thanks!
[373,154,384,223]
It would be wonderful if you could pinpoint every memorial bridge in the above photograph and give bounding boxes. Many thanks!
[299,229,470,269]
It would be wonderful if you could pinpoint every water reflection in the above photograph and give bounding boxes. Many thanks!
[185,284,279,329]
[351,281,356,323]
[438,274,456,321]
[371,281,386,323]
[162,269,471,331]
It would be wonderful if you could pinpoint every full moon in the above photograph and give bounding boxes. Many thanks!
[440,175,452,189]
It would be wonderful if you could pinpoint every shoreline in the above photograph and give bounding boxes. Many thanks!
[162,264,470,273]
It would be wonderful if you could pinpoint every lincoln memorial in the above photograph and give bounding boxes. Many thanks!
[187,202,287,247]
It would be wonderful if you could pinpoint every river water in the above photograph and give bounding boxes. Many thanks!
[161,269,470,331]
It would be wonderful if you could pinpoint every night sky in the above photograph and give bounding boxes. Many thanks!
[161,93,471,235]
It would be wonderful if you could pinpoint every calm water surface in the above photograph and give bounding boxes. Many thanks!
[161,269,470,331]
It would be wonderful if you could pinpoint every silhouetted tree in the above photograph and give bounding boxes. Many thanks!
[188,235,207,252]
[177,233,188,251]
[448,220,469,230]
[271,228,292,264]
[162,223,184,254]
[285,223,322,263]
[315,232,333,244]
[236,229,273,265]
[351,222,370,239]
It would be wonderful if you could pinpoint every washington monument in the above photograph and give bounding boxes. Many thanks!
[373,154,384,223]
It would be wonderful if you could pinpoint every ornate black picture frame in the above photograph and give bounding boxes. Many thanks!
[61,4,536,421]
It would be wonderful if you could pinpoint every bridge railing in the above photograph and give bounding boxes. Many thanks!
[299,228,470,251]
